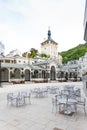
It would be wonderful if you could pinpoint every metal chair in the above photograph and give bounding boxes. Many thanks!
[21,91,31,104]
[52,94,61,113]
[7,93,14,105]
[76,97,86,115]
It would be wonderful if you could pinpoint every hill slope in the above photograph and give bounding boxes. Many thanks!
[60,43,87,64]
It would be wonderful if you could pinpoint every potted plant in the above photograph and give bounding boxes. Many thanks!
[32,74,36,78]
[21,72,25,79]
[10,72,15,79]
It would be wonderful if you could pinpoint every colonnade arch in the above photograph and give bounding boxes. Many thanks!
[42,70,46,79]
[1,68,9,82]
[0,65,78,82]
[50,66,56,80]
[34,70,38,78]
[14,69,20,79]
[25,69,30,81]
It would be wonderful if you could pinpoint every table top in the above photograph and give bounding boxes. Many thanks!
[59,98,77,104]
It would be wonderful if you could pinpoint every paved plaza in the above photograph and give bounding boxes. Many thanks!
[0,81,87,130]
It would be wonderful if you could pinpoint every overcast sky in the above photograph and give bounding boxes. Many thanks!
[0,0,86,55]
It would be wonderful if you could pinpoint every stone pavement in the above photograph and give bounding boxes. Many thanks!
[0,82,87,130]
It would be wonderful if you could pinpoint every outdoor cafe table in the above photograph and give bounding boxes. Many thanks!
[58,98,77,115]
[7,92,25,107]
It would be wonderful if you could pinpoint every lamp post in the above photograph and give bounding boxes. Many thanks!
[0,61,2,87]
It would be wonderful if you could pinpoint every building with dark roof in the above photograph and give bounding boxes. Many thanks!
[41,29,62,64]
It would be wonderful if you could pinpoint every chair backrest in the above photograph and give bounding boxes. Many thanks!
[7,93,13,99]
[78,97,86,103]
[21,91,27,96]
[61,90,70,98]
[64,85,74,91]
[75,89,81,97]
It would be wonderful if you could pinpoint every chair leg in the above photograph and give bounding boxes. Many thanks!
[84,106,86,116]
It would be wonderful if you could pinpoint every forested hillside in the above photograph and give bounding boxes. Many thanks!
[60,43,87,64]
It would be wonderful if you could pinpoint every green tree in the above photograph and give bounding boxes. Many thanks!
[40,53,47,58]
[30,48,38,54]
[61,43,87,63]
[40,53,50,58]
[31,51,37,58]
[22,48,38,58]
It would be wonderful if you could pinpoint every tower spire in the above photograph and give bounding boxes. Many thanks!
[48,27,51,40]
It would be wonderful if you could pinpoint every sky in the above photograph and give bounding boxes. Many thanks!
[0,0,86,55]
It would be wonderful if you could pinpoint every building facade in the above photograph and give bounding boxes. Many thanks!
[0,29,85,83]
[84,0,87,41]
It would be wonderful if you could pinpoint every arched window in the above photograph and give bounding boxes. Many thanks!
[50,66,56,80]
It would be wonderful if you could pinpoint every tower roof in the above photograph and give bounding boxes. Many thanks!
[48,29,51,40]
[41,29,58,45]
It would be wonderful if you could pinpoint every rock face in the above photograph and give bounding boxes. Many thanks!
[83,75,87,97]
